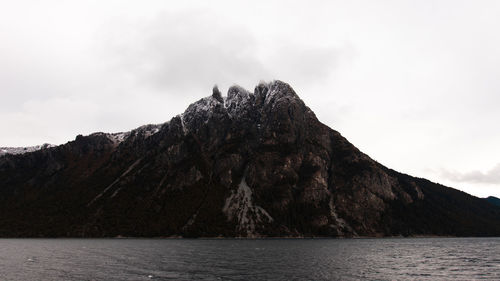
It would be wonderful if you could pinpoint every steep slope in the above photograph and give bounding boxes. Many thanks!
[1,81,499,237]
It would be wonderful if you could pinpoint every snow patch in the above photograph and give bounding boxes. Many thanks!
[225,86,253,118]
[133,124,162,139]
[223,175,273,236]
[0,144,56,156]
[179,114,188,135]
[106,124,163,145]
[184,96,220,117]
[107,132,130,144]
[142,126,160,138]
[181,94,226,129]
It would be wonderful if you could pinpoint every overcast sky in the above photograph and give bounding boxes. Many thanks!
[1,0,499,198]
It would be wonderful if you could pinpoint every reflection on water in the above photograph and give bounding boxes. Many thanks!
[0,238,498,280]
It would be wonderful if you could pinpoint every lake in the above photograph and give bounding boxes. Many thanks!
[0,238,498,280]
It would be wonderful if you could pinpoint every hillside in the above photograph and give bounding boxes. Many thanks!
[1,81,499,237]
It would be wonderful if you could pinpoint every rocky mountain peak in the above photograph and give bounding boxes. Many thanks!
[212,85,223,103]
[1,81,499,238]
[263,80,300,103]
[177,80,311,135]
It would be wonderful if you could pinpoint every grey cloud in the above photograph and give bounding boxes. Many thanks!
[264,44,339,85]
[97,10,269,94]
[0,53,71,111]
[441,164,500,184]
[97,9,340,95]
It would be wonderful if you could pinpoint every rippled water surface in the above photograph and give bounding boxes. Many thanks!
[0,238,499,280]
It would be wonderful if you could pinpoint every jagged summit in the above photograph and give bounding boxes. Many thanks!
[0,81,301,154]
[186,80,302,113]
[212,85,223,103]
[0,81,499,238]
[174,80,312,138]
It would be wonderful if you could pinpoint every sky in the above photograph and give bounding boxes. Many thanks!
[1,0,499,198]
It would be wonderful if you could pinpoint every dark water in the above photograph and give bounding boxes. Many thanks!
[0,238,499,280]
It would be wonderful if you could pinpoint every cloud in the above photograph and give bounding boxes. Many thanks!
[0,5,341,146]
[441,163,500,185]
[264,44,340,86]
[1,1,500,199]
[96,9,340,95]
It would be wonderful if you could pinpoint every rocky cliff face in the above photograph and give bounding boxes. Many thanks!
[1,80,499,237]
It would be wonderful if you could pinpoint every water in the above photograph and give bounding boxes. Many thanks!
[0,238,498,280]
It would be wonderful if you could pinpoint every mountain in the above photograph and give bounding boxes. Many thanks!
[485,196,500,207]
[0,143,55,156]
[1,81,500,238]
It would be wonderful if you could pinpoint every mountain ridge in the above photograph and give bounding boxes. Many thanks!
[1,80,499,237]
[485,196,500,207]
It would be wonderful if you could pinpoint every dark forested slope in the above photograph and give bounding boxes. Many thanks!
[1,81,499,237]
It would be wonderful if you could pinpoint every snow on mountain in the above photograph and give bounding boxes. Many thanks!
[0,144,56,156]
[1,80,500,238]
[1,124,164,157]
